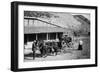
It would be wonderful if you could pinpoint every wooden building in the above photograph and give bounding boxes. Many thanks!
[24,17,73,43]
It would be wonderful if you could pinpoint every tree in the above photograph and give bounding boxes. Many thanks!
[24,11,54,18]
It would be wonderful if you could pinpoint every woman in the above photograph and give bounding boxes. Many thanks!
[78,39,83,50]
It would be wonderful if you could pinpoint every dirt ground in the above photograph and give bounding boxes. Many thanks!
[24,36,90,62]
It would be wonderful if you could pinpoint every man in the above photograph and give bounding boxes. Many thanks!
[32,41,36,60]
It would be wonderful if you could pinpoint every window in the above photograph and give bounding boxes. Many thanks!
[48,33,56,40]
[37,33,46,40]
[24,34,36,43]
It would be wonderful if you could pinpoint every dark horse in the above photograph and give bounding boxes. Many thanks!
[39,41,48,58]
[40,41,61,56]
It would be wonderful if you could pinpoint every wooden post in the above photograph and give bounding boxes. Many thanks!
[47,33,48,40]
[27,19,29,42]
[36,34,37,40]
[56,33,58,39]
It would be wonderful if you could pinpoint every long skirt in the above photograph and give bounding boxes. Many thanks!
[78,44,83,50]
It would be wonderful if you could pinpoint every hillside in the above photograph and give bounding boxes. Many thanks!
[73,15,90,35]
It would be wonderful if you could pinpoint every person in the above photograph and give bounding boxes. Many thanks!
[58,40,62,52]
[78,39,83,50]
[32,41,36,60]
[50,42,58,56]
[35,40,41,57]
[40,41,48,58]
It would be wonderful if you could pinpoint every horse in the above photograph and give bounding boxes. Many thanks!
[51,42,61,56]
[39,41,48,58]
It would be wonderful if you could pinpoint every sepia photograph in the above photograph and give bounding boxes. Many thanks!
[24,11,90,62]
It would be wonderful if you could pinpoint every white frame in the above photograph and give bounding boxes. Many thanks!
[11,1,97,71]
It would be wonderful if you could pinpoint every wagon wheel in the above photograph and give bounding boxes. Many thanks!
[67,42,73,48]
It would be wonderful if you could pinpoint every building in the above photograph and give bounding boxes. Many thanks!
[24,13,81,43]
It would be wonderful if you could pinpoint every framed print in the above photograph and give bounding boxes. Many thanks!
[11,1,98,72]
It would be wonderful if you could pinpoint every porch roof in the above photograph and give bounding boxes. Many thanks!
[24,27,71,34]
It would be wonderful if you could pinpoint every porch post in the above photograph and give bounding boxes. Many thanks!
[47,33,48,40]
[56,33,58,39]
[36,34,37,40]
[27,19,29,42]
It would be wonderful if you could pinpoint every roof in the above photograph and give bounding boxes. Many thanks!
[24,27,71,34]
[24,12,81,30]
[24,13,82,34]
